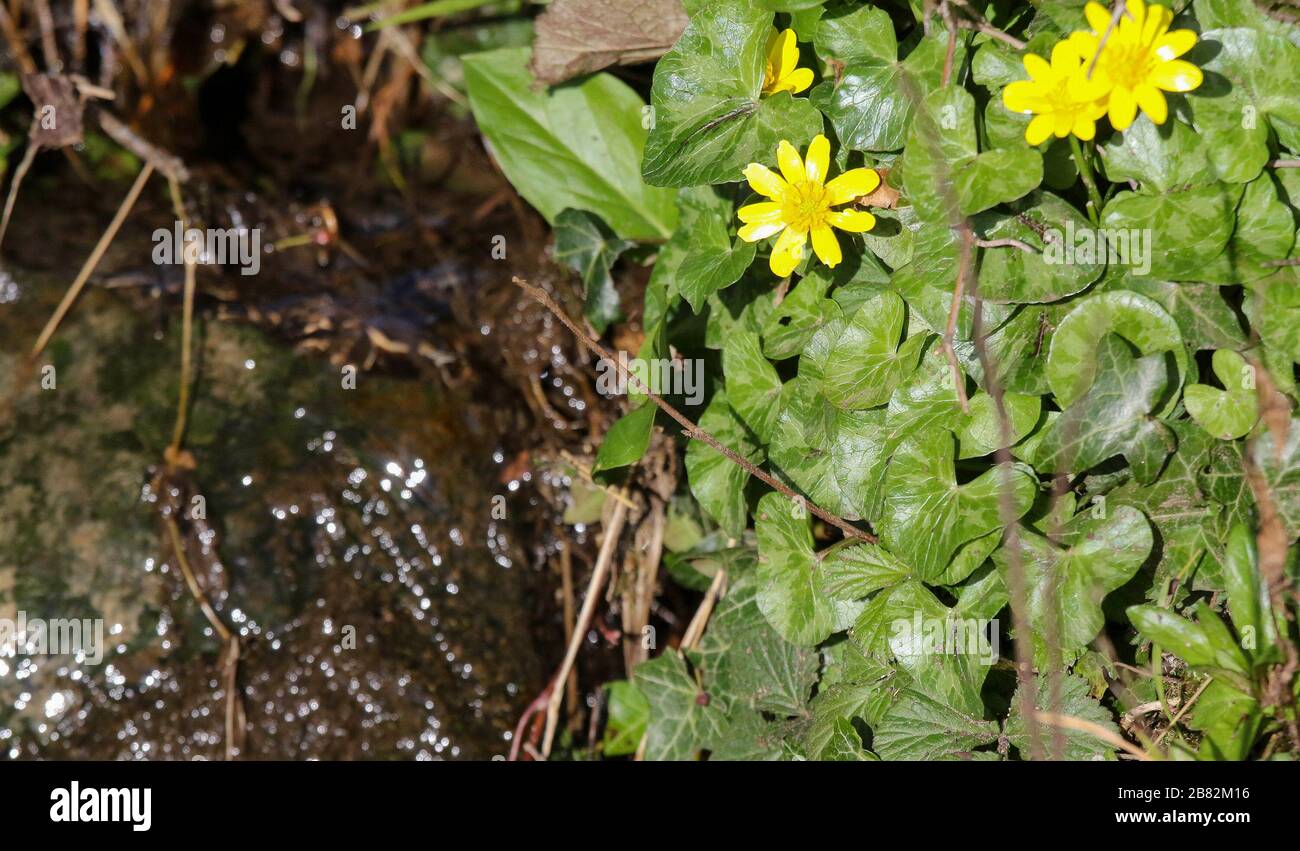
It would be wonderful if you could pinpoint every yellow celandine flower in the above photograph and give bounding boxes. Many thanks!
[737,134,879,278]
[1002,41,1109,145]
[762,29,814,96]
[1068,0,1202,129]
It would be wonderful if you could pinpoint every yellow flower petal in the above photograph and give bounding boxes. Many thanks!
[781,67,815,95]
[825,168,880,205]
[804,135,830,184]
[1084,1,1113,35]
[738,202,783,224]
[1071,113,1098,141]
[1003,80,1038,114]
[1156,29,1196,61]
[1023,53,1052,82]
[1052,111,1074,138]
[1109,85,1138,130]
[779,29,799,79]
[811,226,842,268]
[1150,59,1202,92]
[739,221,786,242]
[744,163,787,199]
[827,209,876,233]
[1128,0,1147,27]
[1135,84,1167,124]
[769,227,807,278]
[1142,4,1171,45]
[776,140,805,184]
[1025,113,1054,146]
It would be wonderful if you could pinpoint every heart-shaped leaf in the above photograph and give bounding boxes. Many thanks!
[879,429,1037,581]
[1184,349,1259,440]
[1033,334,1177,482]
[641,0,824,186]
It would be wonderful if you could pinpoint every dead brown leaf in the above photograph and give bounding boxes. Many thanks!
[22,73,84,148]
[858,169,899,209]
[529,0,689,86]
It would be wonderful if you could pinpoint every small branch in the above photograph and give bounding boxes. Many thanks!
[975,237,1038,253]
[1263,257,1300,267]
[1087,0,1127,79]
[943,227,974,414]
[1033,711,1154,760]
[1270,159,1300,169]
[512,276,875,544]
[681,568,727,652]
[941,3,959,87]
[1153,677,1212,746]
[948,0,1027,49]
[542,495,629,758]
[31,162,155,359]
[97,111,190,181]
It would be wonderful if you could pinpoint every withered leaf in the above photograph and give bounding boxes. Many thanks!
[21,73,84,148]
[529,0,689,86]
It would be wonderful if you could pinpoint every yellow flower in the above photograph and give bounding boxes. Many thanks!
[762,29,814,96]
[1002,41,1109,145]
[737,135,879,278]
[1068,0,1203,130]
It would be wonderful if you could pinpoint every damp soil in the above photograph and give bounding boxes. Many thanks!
[0,6,631,760]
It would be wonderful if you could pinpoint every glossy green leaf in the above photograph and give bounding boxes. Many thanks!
[463,47,677,239]
[1184,349,1259,440]
[641,0,824,186]
[553,209,633,333]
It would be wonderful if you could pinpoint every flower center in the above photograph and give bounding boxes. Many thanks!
[1100,41,1155,91]
[781,181,830,232]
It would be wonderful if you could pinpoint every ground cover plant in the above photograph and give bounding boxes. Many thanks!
[465,0,1300,760]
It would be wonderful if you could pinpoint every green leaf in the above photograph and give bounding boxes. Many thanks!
[1128,604,1240,672]
[811,0,896,65]
[603,680,649,756]
[1004,674,1120,761]
[754,491,850,646]
[1253,417,1300,539]
[1195,28,1300,153]
[676,185,759,311]
[1099,183,1241,281]
[997,505,1153,657]
[695,571,819,716]
[769,376,889,522]
[956,392,1042,459]
[463,47,677,239]
[873,687,998,761]
[820,541,912,600]
[852,579,994,713]
[552,209,633,333]
[641,0,824,186]
[685,390,761,537]
[879,429,1037,581]
[760,271,837,360]
[972,192,1105,304]
[1101,115,1217,192]
[902,86,1043,222]
[1184,349,1259,440]
[1222,523,1274,650]
[1110,277,1248,352]
[800,292,923,410]
[805,651,908,755]
[723,330,783,444]
[1033,334,1177,483]
[633,652,725,760]
[1046,290,1187,411]
[820,718,877,760]
[594,403,657,473]
[811,32,955,153]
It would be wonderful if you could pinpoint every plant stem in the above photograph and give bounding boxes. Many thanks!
[1070,136,1103,225]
